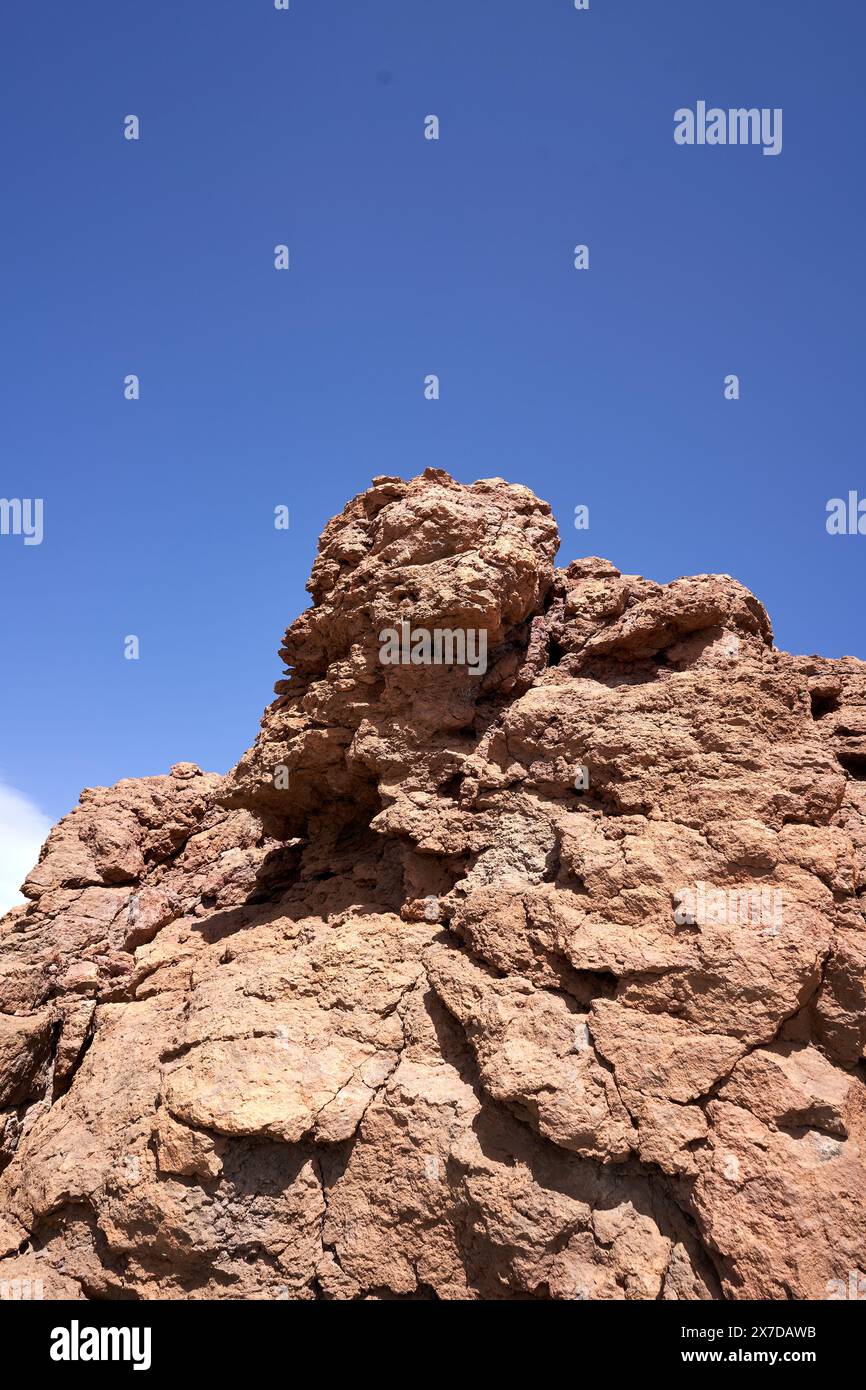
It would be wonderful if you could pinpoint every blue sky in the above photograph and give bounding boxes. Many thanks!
[1,0,864,867]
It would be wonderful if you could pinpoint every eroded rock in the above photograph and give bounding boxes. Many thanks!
[1,469,864,1301]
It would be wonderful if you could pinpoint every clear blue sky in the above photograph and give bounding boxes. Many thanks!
[1,0,865,826]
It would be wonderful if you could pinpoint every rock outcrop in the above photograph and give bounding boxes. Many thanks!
[2,468,865,1300]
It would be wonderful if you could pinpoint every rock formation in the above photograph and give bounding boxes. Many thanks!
[1,468,865,1300]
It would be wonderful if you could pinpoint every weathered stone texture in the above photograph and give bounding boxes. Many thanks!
[2,469,864,1300]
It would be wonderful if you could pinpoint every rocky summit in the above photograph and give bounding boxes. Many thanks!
[2,468,865,1302]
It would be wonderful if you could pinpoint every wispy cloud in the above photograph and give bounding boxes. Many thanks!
[0,781,51,918]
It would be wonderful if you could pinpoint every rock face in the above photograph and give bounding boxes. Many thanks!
[2,468,865,1301]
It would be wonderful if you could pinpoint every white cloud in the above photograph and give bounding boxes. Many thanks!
[0,782,52,918]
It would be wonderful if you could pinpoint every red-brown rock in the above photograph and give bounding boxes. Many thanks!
[1,469,864,1301]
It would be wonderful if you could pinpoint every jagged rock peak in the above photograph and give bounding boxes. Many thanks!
[1,469,865,1301]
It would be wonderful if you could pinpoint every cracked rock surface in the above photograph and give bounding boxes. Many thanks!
[1,468,865,1300]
